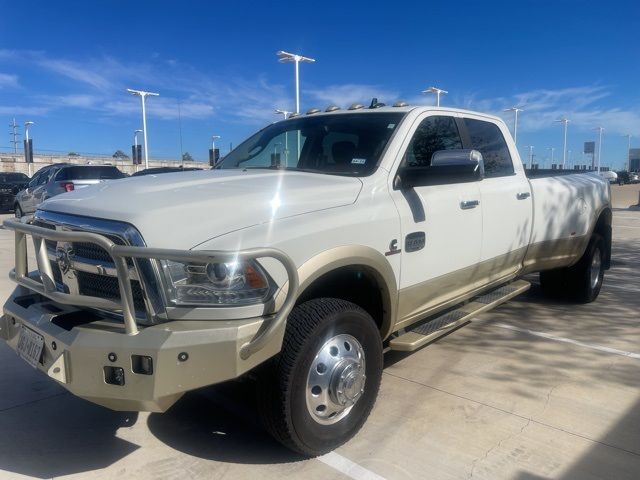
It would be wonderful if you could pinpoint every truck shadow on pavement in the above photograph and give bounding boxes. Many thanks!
[0,392,139,479]
[147,380,306,464]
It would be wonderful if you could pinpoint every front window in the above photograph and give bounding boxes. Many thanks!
[216,112,406,176]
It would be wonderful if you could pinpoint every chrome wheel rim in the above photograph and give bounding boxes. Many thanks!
[590,247,602,289]
[306,333,366,425]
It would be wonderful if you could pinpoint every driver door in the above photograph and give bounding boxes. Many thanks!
[389,113,483,328]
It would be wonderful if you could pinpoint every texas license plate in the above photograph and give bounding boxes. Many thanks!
[17,325,45,369]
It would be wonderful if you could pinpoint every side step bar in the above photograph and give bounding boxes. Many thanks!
[389,280,530,352]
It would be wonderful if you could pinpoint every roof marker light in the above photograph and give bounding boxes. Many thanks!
[325,105,340,112]
[348,104,364,110]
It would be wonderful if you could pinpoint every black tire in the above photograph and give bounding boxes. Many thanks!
[14,204,22,218]
[539,234,605,303]
[258,298,383,456]
[565,234,605,303]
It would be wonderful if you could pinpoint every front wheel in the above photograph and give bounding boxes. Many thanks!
[14,204,23,218]
[259,298,383,456]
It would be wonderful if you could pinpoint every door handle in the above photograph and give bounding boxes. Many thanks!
[460,200,480,209]
[516,192,531,200]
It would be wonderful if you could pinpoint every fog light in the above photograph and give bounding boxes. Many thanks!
[104,366,125,386]
[131,355,153,375]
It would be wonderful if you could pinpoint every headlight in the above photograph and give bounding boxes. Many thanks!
[161,259,272,306]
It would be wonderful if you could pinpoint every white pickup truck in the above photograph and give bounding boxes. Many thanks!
[1,104,611,456]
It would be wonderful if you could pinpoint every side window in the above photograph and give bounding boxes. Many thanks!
[28,172,41,188]
[405,116,463,167]
[37,169,52,185]
[463,119,514,177]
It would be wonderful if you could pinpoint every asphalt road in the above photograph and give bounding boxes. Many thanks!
[0,185,638,480]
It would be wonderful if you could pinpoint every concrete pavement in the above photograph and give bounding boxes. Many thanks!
[0,189,638,479]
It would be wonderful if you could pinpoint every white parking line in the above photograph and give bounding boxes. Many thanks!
[318,452,387,480]
[494,323,640,360]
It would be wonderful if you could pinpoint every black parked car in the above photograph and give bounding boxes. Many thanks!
[0,172,30,212]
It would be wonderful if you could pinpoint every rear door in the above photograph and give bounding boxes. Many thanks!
[461,116,533,283]
[389,113,483,327]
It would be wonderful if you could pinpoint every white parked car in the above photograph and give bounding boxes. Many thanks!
[1,105,612,456]
[598,170,618,183]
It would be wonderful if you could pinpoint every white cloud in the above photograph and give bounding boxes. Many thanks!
[462,85,640,135]
[0,73,19,89]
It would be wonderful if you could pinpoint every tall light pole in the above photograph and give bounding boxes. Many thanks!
[623,134,632,171]
[422,86,448,107]
[127,88,159,169]
[548,147,555,168]
[555,117,569,169]
[593,127,604,173]
[504,106,524,144]
[525,145,534,169]
[24,121,34,176]
[276,51,316,114]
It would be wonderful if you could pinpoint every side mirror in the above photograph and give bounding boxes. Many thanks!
[398,149,484,189]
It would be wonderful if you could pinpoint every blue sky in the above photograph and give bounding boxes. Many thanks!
[0,0,639,169]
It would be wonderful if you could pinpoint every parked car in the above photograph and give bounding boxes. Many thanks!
[2,106,611,456]
[616,171,630,184]
[131,166,203,177]
[630,172,639,183]
[598,170,618,184]
[0,172,30,212]
[13,164,125,217]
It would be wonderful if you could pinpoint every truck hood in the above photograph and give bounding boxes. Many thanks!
[39,169,363,248]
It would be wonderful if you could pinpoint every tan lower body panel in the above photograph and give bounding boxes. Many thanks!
[390,279,531,351]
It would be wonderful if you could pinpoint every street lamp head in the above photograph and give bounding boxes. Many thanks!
[277,50,315,63]
[127,88,160,97]
[422,86,448,95]
[555,117,570,124]
[24,121,34,127]
[504,106,524,113]
[212,135,221,140]
[134,129,143,134]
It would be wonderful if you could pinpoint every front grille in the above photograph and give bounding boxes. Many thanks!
[35,216,149,318]
[77,271,147,312]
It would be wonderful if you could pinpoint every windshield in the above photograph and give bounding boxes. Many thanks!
[216,112,405,176]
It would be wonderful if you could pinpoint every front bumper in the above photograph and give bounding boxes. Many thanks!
[1,217,299,412]
[1,285,284,412]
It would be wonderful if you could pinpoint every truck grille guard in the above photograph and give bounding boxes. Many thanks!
[3,217,299,360]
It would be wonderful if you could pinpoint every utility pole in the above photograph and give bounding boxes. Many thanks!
[422,86,448,107]
[548,147,555,167]
[593,127,604,173]
[504,107,524,144]
[9,118,21,154]
[127,88,159,169]
[555,117,569,169]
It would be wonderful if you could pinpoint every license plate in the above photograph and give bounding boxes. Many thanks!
[17,326,45,369]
